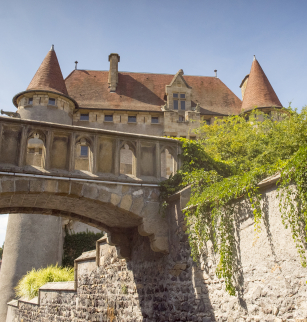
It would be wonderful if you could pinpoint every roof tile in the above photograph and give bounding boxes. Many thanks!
[27,47,68,95]
[65,70,242,115]
[241,58,282,111]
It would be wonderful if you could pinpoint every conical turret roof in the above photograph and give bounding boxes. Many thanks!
[241,57,282,112]
[27,45,68,95]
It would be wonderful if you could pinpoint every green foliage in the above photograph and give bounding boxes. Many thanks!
[15,265,74,299]
[160,107,307,295]
[0,243,3,259]
[121,284,128,294]
[62,230,104,267]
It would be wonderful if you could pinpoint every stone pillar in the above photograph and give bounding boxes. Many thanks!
[0,214,63,322]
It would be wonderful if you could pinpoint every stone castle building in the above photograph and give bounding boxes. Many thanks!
[0,46,286,322]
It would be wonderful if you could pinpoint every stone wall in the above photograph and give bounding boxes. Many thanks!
[8,182,307,321]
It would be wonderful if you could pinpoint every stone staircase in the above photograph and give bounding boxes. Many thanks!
[6,236,118,322]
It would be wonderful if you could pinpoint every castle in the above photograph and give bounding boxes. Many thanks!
[0,46,293,322]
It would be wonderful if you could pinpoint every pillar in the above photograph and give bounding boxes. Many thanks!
[0,214,63,322]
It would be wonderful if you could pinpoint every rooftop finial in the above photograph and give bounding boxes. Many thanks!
[75,61,78,70]
[214,69,217,78]
[253,55,256,61]
[50,44,54,51]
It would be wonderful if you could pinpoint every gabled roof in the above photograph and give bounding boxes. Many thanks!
[65,70,242,115]
[168,69,191,88]
[241,57,282,112]
[27,46,68,95]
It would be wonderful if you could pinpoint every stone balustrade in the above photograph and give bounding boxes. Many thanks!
[0,116,181,182]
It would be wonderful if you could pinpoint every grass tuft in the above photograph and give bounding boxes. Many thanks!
[15,265,74,299]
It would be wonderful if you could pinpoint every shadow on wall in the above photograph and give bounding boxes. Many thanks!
[76,199,216,321]
[11,183,307,321]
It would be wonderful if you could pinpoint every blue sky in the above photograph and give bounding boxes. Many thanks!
[0,0,307,245]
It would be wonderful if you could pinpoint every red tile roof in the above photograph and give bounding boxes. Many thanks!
[65,70,242,115]
[27,47,68,95]
[241,58,282,112]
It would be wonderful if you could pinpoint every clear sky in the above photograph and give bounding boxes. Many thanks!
[0,0,307,244]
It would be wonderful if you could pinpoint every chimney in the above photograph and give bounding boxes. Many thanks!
[108,53,120,92]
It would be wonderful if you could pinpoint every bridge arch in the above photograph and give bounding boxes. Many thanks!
[0,173,168,258]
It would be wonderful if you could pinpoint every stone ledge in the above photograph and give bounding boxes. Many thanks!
[39,281,76,291]
[18,297,39,305]
[6,300,18,308]
[75,250,96,262]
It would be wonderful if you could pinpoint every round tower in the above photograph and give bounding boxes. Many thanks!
[240,56,283,115]
[12,45,77,124]
[0,46,75,321]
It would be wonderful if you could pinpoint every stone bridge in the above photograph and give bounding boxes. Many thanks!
[0,116,181,256]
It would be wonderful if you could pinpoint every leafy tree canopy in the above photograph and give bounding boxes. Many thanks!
[160,107,307,295]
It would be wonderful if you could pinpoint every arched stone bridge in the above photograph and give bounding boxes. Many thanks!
[0,116,181,257]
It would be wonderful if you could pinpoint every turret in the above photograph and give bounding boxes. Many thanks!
[241,56,282,113]
[12,45,77,125]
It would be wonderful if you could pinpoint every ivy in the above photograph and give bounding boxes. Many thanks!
[160,107,307,295]
[62,229,104,267]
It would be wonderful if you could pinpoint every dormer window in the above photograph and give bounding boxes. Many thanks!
[173,93,186,110]
[28,98,33,105]
[48,98,56,106]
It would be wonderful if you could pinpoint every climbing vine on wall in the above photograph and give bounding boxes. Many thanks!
[160,107,307,295]
[62,229,104,267]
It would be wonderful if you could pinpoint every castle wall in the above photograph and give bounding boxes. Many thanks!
[9,182,307,321]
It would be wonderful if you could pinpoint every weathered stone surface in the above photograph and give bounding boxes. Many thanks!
[110,193,121,206]
[119,194,132,211]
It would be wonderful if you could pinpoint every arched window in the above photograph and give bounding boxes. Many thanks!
[161,147,177,179]
[26,132,46,168]
[120,143,136,176]
[75,138,92,172]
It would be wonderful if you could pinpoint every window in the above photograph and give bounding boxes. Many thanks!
[206,119,211,125]
[28,98,33,105]
[180,101,185,110]
[190,136,196,140]
[179,115,185,122]
[104,115,113,122]
[48,98,56,106]
[80,113,89,121]
[39,148,42,155]
[173,93,186,110]
[173,100,178,110]
[128,115,137,123]
[80,145,88,157]
[28,148,35,154]
[151,116,159,124]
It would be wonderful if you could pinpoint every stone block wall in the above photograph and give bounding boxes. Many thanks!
[8,182,307,322]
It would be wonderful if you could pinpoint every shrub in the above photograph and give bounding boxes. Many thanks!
[62,230,104,267]
[15,265,74,299]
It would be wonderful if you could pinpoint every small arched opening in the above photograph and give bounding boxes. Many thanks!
[161,147,177,179]
[120,143,136,176]
[75,138,92,172]
[26,132,46,168]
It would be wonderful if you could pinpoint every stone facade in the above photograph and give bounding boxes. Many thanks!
[6,180,307,322]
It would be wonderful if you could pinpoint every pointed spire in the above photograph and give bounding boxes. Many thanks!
[27,46,68,95]
[241,57,282,112]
